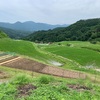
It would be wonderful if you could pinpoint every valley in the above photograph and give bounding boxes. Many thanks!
[0,18,100,100]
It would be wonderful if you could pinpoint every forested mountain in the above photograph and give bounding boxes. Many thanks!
[0,30,8,38]
[24,18,100,42]
[0,21,67,31]
[0,27,31,39]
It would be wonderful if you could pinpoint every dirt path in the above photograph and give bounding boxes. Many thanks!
[0,56,86,79]
[0,56,21,65]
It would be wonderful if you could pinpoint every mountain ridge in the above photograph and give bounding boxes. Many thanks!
[0,21,68,32]
[24,18,100,42]
[0,27,31,39]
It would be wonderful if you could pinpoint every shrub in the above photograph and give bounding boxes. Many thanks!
[66,43,71,46]
[58,43,61,45]
[11,74,32,85]
[90,40,97,44]
[38,76,54,84]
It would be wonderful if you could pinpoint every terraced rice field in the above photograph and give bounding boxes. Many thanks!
[42,41,100,67]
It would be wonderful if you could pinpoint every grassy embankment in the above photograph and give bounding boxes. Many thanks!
[0,39,100,76]
[0,66,100,100]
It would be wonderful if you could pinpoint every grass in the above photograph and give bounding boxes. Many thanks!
[0,38,77,69]
[0,38,100,75]
[0,66,100,100]
[0,38,63,64]
[43,41,100,68]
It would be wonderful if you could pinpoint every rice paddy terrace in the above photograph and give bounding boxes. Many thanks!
[0,38,100,78]
[0,38,100,100]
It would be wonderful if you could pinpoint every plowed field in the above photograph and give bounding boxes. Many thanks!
[0,55,86,79]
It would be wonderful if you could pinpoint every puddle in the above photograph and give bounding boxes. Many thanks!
[48,60,63,66]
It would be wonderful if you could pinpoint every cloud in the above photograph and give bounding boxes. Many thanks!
[0,0,100,24]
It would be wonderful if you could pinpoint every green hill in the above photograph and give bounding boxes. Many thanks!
[24,18,100,42]
[0,27,31,39]
[0,38,68,65]
[0,30,8,38]
[0,38,100,74]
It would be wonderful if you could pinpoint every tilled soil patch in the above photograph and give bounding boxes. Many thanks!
[17,84,37,97]
[1,57,86,79]
[0,71,9,79]
[67,84,92,91]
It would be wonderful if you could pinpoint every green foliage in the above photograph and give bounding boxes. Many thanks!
[0,27,31,39]
[25,81,100,100]
[90,40,97,44]
[0,83,16,100]
[44,41,100,68]
[24,18,100,42]
[0,73,100,100]
[66,43,71,46]
[0,30,8,38]
[11,74,32,85]
[38,76,54,84]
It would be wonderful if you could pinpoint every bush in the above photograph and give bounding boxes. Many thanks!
[38,76,54,84]
[90,40,97,44]
[11,74,32,85]
[58,43,61,45]
[66,43,71,46]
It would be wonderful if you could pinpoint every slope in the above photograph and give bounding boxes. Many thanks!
[0,27,31,39]
[0,21,68,32]
[0,30,8,38]
[24,18,100,42]
[0,38,74,68]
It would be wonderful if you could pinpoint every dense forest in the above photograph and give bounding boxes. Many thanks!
[0,30,8,38]
[24,18,100,42]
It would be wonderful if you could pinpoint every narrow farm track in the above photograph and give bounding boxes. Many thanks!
[0,56,21,65]
[0,55,86,79]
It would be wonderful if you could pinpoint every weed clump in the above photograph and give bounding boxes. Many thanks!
[11,74,32,85]
[38,76,54,84]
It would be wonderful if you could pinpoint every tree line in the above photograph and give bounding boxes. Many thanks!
[24,18,100,43]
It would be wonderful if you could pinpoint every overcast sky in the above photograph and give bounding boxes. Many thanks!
[0,0,100,24]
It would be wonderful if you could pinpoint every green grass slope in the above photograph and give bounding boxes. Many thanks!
[0,30,8,38]
[0,27,31,39]
[0,66,100,100]
[43,41,100,68]
[0,38,50,62]
[0,39,100,75]
[0,39,74,67]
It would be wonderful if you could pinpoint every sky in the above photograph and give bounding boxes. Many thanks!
[0,0,100,25]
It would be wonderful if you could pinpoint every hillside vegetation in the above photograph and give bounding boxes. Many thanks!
[0,38,100,76]
[42,41,100,68]
[0,38,72,66]
[0,66,100,100]
[0,39,100,100]
[0,27,31,39]
[0,30,8,38]
[24,18,100,42]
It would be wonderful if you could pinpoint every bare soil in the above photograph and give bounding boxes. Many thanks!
[0,56,86,79]
[67,84,92,91]
[0,71,9,79]
[17,84,37,97]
